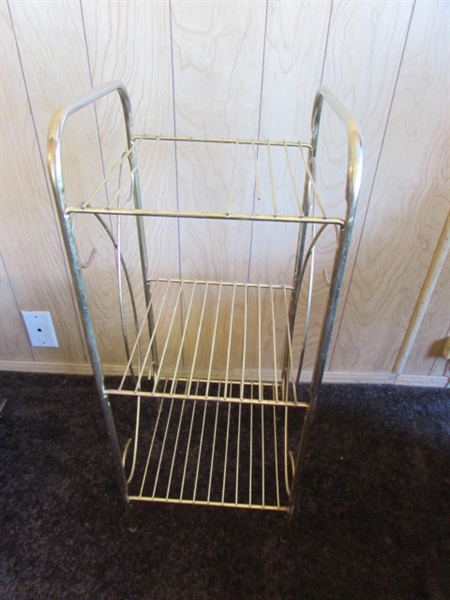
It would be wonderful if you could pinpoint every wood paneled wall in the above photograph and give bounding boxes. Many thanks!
[1,0,449,386]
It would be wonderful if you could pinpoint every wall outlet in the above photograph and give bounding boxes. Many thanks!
[22,311,58,347]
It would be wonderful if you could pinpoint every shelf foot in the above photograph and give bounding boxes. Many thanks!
[126,501,138,533]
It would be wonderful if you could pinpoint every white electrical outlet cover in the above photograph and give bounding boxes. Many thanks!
[22,311,59,347]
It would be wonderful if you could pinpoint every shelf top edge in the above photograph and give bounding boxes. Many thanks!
[105,388,309,408]
[146,278,295,290]
[133,134,312,149]
[65,206,345,226]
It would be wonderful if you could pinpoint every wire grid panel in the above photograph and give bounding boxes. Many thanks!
[107,279,311,406]
[68,135,344,226]
[117,390,305,510]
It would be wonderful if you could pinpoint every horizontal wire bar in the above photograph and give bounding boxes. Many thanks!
[128,496,290,511]
[105,387,310,408]
[147,278,294,290]
[133,133,311,149]
[66,205,344,226]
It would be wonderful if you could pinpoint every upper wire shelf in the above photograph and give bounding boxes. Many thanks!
[66,134,345,226]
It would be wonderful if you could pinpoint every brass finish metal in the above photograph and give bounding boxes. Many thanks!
[48,82,362,528]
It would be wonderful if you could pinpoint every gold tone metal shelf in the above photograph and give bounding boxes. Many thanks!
[108,279,309,408]
[123,393,297,511]
[48,81,363,529]
[67,134,345,227]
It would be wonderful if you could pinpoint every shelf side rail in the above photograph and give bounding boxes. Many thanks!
[47,80,153,530]
[284,86,363,531]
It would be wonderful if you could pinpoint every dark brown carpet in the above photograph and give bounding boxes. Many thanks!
[0,372,449,599]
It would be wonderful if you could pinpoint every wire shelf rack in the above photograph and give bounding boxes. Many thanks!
[48,81,362,531]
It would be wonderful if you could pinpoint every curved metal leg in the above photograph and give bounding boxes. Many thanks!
[281,402,315,540]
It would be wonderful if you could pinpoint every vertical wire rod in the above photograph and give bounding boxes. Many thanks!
[222,403,232,504]
[267,142,278,216]
[249,403,253,507]
[180,400,197,500]
[205,283,223,398]
[251,141,262,201]
[81,137,143,209]
[261,404,265,507]
[152,282,185,391]
[152,399,175,498]
[124,395,140,484]
[193,400,208,501]
[180,396,198,501]
[235,404,242,506]
[166,400,186,499]
[105,160,140,210]
[139,398,165,496]
[258,284,263,400]
[107,135,160,209]
[284,142,303,216]
[114,212,129,372]
[134,279,171,392]
[240,285,248,401]
[273,405,281,508]
[118,280,161,390]
[270,285,279,402]
[224,283,237,399]
[187,282,210,394]
[284,406,291,496]
[207,401,220,503]
[296,225,316,388]
[227,142,239,215]
[283,286,298,404]
[170,282,197,396]
[298,143,326,217]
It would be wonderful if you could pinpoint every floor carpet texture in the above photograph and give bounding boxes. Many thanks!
[0,372,449,599]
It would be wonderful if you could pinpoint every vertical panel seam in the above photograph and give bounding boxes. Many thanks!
[168,0,182,278]
[246,0,269,285]
[168,0,185,367]
[328,0,417,371]
[319,0,334,86]
[6,0,89,364]
[79,0,111,208]
[0,250,36,360]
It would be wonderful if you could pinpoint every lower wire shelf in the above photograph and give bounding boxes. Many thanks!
[112,278,305,407]
[118,385,307,511]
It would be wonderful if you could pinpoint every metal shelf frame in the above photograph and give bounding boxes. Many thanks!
[48,80,362,532]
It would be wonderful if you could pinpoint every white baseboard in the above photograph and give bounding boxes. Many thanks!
[0,360,448,388]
